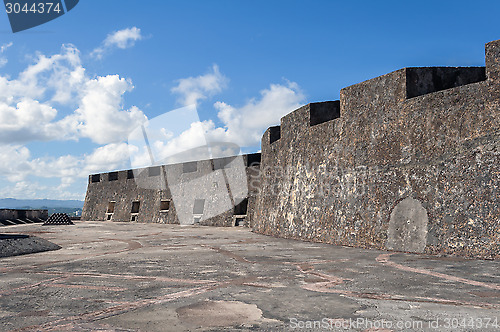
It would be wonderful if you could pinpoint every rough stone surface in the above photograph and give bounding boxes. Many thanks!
[81,40,500,259]
[0,222,499,331]
[0,209,48,226]
[0,234,60,258]
[176,300,264,327]
[81,154,260,227]
[252,40,500,259]
[386,197,428,253]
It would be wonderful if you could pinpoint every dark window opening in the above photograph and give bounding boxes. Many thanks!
[406,67,486,99]
[269,126,281,144]
[193,199,205,215]
[310,101,341,126]
[107,202,116,214]
[127,170,135,179]
[246,153,261,167]
[131,201,141,214]
[235,217,246,227]
[160,200,170,211]
[213,157,235,170]
[131,215,137,222]
[183,161,198,173]
[148,166,161,177]
[91,174,100,183]
[107,214,113,221]
[233,198,248,215]
[108,172,119,181]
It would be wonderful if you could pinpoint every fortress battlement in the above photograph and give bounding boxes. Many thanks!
[253,39,499,259]
[82,153,261,227]
[83,39,500,259]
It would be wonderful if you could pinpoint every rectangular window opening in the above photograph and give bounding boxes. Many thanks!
[235,217,246,227]
[148,166,161,177]
[246,153,261,167]
[213,157,235,170]
[160,200,171,212]
[127,170,135,179]
[91,174,100,183]
[233,198,248,215]
[183,161,198,173]
[193,199,205,215]
[309,101,341,126]
[269,126,281,144]
[107,202,116,214]
[131,201,141,214]
[108,172,118,181]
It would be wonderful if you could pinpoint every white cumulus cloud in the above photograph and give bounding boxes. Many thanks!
[92,27,144,59]
[62,75,147,144]
[212,81,305,146]
[84,142,135,174]
[0,44,147,145]
[171,64,228,107]
[130,72,305,168]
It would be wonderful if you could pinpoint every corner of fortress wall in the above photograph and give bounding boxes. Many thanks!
[253,39,500,259]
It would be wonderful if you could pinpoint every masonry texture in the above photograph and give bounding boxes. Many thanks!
[82,40,499,259]
[81,154,260,227]
[252,40,500,259]
[0,209,48,226]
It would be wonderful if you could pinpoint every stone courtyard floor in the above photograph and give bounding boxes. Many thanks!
[0,221,499,331]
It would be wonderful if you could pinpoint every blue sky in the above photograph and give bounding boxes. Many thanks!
[0,0,499,200]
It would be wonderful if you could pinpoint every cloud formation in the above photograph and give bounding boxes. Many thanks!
[63,75,147,144]
[0,42,147,198]
[0,40,305,200]
[91,27,143,59]
[171,65,228,107]
[0,44,146,145]
[130,73,304,168]
[0,42,12,68]
[212,81,305,146]
[0,142,133,199]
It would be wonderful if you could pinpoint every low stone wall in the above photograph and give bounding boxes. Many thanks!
[0,209,48,225]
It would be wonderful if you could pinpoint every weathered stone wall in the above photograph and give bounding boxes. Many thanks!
[252,40,500,259]
[82,40,498,258]
[0,209,48,223]
[81,154,260,227]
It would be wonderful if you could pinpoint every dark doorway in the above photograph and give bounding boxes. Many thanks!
[131,201,141,214]
[160,200,170,212]
[233,198,248,215]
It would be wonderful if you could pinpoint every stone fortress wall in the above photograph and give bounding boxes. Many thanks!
[81,154,261,227]
[252,39,500,259]
[82,40,499,259]
[0,209,48,226]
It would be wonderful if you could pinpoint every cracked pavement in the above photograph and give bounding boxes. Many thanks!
[0,222,499,331]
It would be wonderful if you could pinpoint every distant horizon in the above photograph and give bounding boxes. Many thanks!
[0,198,84,209]
[0,198,83,201]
